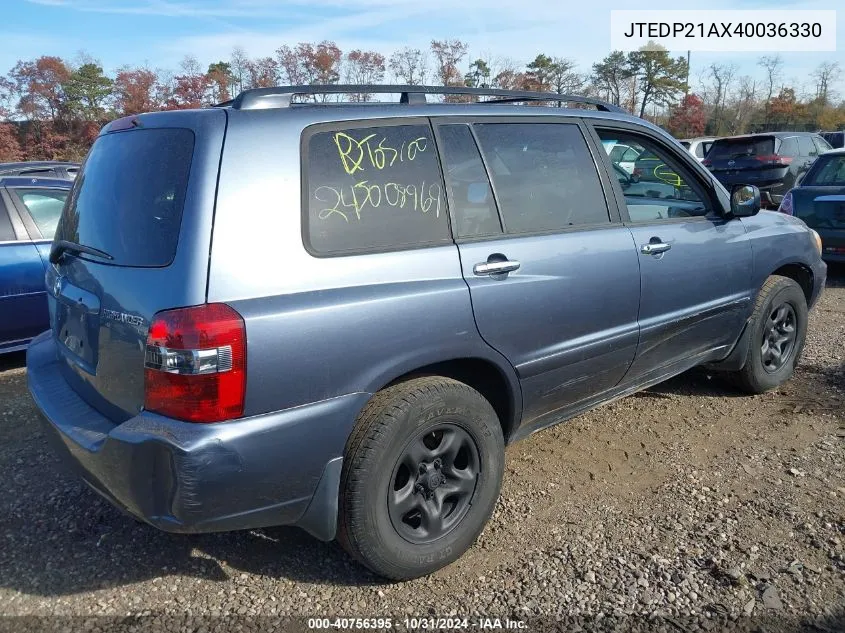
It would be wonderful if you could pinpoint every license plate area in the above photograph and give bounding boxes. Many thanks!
[54,278,101,373]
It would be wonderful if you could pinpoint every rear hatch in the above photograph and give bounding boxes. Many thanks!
[46,110,227,423]
[704,135,790,187]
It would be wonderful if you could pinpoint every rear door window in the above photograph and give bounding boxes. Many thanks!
[14,188,69,238]
[805,156,845,186]
[437,124,501,239]
[56,128,194,267]
[778,137,799,157]
[798,136,816,157]
[304,122,450,255]
[814,137,832,154]
[472,122,610,233]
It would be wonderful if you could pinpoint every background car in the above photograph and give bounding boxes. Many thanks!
[820,131,844,149]
[704,132,832,208]
[0,161,80,180]
[602,140,640,174]
[679,136,717,163]
[778,148,845,262]
[0,176,71,353]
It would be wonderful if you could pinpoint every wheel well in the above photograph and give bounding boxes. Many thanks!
[384,359,517,442]
[772,263,813,304]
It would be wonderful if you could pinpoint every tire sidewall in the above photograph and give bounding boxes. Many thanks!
[353,385,503,577]
[747,281,808,390]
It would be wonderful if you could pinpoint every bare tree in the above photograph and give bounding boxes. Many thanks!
[388,47,427,85]
[758,55,784,126]
[230,46,249,93]
[388,47,428,85]
[811,61,842,105]
[707,63,737,135]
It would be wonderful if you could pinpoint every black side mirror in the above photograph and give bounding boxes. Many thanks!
[730,185,761,217]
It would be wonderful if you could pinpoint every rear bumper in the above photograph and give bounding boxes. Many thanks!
[26,332,367,539]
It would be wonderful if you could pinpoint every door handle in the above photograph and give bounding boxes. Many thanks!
[641,242,671,255]
[473,259,521,275]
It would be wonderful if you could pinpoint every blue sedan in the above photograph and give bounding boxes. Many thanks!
[0,177,72,353]
[779,148,845,263]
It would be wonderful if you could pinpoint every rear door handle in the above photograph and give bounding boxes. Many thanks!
[641,242,671,255]
[473,260,521,275]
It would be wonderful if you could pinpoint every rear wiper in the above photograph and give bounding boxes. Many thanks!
[49,240,114,264]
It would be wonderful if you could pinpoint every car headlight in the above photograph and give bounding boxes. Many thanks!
[809,229,822,257]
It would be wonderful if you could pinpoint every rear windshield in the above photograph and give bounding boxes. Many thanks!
[805,155,845,186]
[708,137,775,160]
[56,128,194,267]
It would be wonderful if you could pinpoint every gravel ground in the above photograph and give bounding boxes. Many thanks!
[1,267,843,632]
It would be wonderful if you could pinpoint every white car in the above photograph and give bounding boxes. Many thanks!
[679,137,717,162]
[602,140,640,174]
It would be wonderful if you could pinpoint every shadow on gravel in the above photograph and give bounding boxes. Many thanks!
[0,351,25,373]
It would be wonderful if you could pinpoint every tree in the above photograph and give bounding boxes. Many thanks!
[430,39,468,87]
[230,46,249,93]
[245,57,278,88]
[668,94,706,137]
[627,45,688,118]
[10,56,71,121]
[388,47,427,85]
[812,61,841,105]
[465,59,491,88]
[166,56,211,109]
[591,51,632,107]
[769,87,798,127]
[277,41,342,100]
[344,50,385,101]
[0,123,23,161]
[758,55,784,126]
[62,62,113,120]
[113,67,160,115]
[207,61,232,103]
[705,63,737,135]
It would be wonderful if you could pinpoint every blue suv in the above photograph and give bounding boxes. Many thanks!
[1,177,72,353]
[26,86,826,579]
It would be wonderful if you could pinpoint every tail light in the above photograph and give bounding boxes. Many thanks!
[756,154,793,166]
[778,190,794,215]
[144,303,246,423]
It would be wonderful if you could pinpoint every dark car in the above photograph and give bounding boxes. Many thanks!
[0,161,80,180]
[25,85,826,580]
[704,132,833,208]
[0,177,72,353]
[778,148,845,262]
[820,131,844,149]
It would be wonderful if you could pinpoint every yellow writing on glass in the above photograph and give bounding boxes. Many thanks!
[314,181,442,223]
[333,132,429,175]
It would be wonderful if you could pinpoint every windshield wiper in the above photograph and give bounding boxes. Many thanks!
[49,240,114,264]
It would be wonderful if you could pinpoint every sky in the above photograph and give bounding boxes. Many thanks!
[3,0,844,98]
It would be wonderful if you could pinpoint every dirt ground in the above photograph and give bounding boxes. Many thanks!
[0,266,843,632]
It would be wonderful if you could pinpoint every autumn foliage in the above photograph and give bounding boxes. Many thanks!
[1,44,843,163]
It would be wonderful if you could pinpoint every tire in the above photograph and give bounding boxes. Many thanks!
[729,275,808,394]
[337,376,505,580]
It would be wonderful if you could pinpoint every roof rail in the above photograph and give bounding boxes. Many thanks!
[223,85,627,113]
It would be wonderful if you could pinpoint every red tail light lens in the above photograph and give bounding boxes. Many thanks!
[755,154,793,166]
[144,303,246,423]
